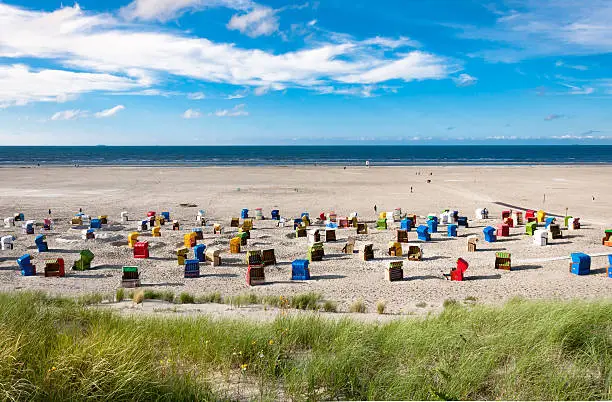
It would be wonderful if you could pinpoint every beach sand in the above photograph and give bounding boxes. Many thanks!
[0,165,610,314]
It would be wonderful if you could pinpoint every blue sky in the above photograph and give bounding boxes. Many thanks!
[0,0,611,145]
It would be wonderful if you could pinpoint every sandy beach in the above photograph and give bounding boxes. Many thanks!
[0,165,610,314]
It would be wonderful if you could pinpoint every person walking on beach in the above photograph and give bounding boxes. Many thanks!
[374,204,377,214]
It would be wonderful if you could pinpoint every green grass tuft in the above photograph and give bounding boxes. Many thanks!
[322,300,338,312]
[349,298,367,313]
[376,300,386,314]
[179,292,195,304]
[115,288,125,302]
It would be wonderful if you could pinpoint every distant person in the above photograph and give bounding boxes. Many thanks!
[365,160,370,168]
[48,209,51,215]
[593,196,595,201]
[79,208,82,213]
[410,186,413,193]
[343,166,346,170]
[374,204,377,214]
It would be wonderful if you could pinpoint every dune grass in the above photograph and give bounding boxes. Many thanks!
[0,292,610,400]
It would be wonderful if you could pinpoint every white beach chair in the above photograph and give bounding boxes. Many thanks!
[4,217,14,228]
[1,235,14,250]
[533,229,548,246]
[121,211,129,222]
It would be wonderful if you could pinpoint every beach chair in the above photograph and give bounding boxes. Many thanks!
[475,208,487,220]
[533,229,548,246]
[176,247,189,265]
[388,241,402,257]
[360,243,374,261]
[98,215,108,225]
[570,253,590,275]
[35,235,48,252]
[405,215,417,228]
[308,242,324,262]
[192,228,204,240]
[397,229,409,243]
[197,210,205,225]
[496,224,510,237]
[205,247,222,266]
[301,214,311,227]
[73,250,94,271]
[262,249,276,266]
[503,217,514,228]
[230,237,241,253]
[467,236,478,252]
[439,211,450,225]
[43,218,52,230]
[147,211,156,218]
[342,237,356,254]
[121,211,129,222]
[155,216,164,227]
[295,226,307,238]
[246,265,265,286]
[151,226,161,237]
[392,208,402,222]
[357,223,368,235]
[457,217,469,228]
[71,216,82,226]
[90,219,102,229]
[184,259,200,278]
[184,232,197,248]
[241,219,253,231]
[140,220,148,231]
[448,258,468,281]
[602,230,612,247]
[351,216,358,228]
[569,217,580,230]
[1,235,14,250]
[291,259,310,280]
[338,217,349,228]
[17,254,36,276]
[172,220,180,231]
[213,224,222,234]
[525,222,538,236]
[128,232,139,248]
[293,218,303,230]
[121,266,141,288]
[407,244,422,261]
[161,212,170,222]
[133,241,149,259]
[548,224,562,240]
[241,209,249,219]
[14,213,24,222]
[400,218,412,231]
[494,252,511,271]
[564,216,573,228]
[417,225,430,241]
[230,218,240,228]
[483,226,496,243]
[536,210,546,223]
[386,261,404,282]
[237,231,249,246]
[23,221,35,235]
[4,217,14,228]
[325,229,336,242]
[544,217,555,229]
[427,219,438,234]
[245,250,263,266]
[525,210,536,222]
[608,255,612,278]
[376,218,387,230]
[44,258,65,277]
[271,209,280,220]
[307,229,320,244]
[194,244,206,262]
[447,224,458,238]
[501,210,511,220]
[512,211,523,226]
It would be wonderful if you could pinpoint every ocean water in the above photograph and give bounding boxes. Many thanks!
[0,145,611,166]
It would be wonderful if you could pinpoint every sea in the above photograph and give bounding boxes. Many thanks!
[0,145,611,166]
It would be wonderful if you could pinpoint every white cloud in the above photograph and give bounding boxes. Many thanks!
[182,108,202,119]
[95,105,125,118]
[226,92,247,99]
[555,60,588,71]
[187,92,206,100]
[307,19,317,26]
[120,0,253,21]
[544,113,563,121]
[456,0,612,61]
[51,109,85,121]
[0,64,143,108]
[0,4,458,106]
[227,7,279,37]
[211,104,248,117]
[453,73,478,87]
[360,36,421,49]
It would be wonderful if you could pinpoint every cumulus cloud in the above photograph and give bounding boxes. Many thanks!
[453,73,478,87]
[95,105,125,118]
[226,92,247,99]
[227,7,279,37]
[182,109,202,119]
[211,104,248,117]
[544,114,563,121]
[51,109,85,121]
[0,3,459,106]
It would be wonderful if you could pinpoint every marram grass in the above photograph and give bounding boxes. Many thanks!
[0,292,610,401]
